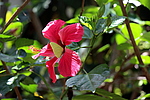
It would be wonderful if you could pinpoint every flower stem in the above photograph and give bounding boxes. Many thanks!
[118,0,150,83]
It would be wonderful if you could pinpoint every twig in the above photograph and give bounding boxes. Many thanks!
[80,0,85,16]
[0,0,30,34]
[1,60,22,100]
[118,0,150,83]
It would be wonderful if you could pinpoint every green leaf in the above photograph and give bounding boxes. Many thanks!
[0,42,3,50]
[4,22,23,36]
[20,82,37,93]
[19,70,32,76]
[117,23,143,44]
[15,38,34,48]
[141,32,150,42]
[20,77,37,93]
[0,76,12,95]
[117,43,133,50]
[138,41,150,50]
[113,5,123,16]
[138,0,150,10]
[97,44,110,53]
[0,52,20,62]
[136,93,150,100]
[109,16,126,29]
[73,94,109,100]
[83,26,93,39]
[95,18,107,35]
[95,0,113,6]
[96,88,127,100]
[0,34,16,42]
[0,75,25,95]
[130,55,150,64]
[66,64,110,92]
[67,42,80,51]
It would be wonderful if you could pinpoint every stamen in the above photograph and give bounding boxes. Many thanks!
[29,45,41,54]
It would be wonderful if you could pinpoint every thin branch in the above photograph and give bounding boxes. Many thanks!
[0,0,30,34]
[118,0,150,83]
[1,60,22,100]
[80,0,85,16]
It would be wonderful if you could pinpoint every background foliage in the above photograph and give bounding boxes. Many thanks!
[1,0,150,100]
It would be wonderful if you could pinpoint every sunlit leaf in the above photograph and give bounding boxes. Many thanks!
[141,32,150,42]
[20,82,38,93]
[97,44,110,53]
[0,34,16,42]
[20,77,37,93]
[117,43,133,50]
[138,41,150,50]
[113,5,123,16]
[4,22,23,36]
[95,0,113,6]
[138,0,150,10]
[130,55,150,65]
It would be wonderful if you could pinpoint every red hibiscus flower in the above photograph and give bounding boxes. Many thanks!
[32,19,84,83]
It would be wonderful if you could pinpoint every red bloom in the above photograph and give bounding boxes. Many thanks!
[32,19,84,83]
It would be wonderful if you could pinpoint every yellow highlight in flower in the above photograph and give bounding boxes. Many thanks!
[50,42,63,58]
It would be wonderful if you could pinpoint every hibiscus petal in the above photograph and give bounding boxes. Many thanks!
[32,44,54,59]
[59,23,84,45]
[58,48,81,77]
[42,19,66,43]
[46,57,58,83]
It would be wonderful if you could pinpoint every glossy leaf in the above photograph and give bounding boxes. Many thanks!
[83,26,93,39]
[0,75,25,95]
[109,16,126,29]
[66,64,110,92]
[95,18,107,35]
[0,76,11,95]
